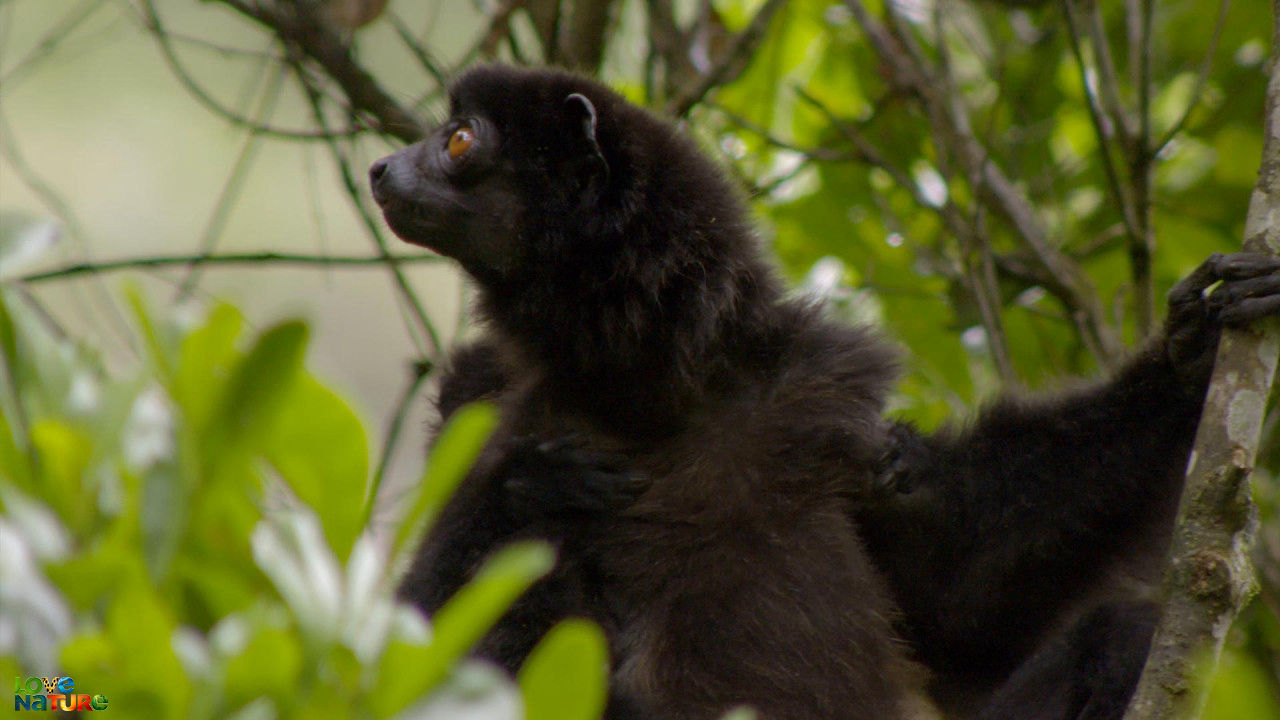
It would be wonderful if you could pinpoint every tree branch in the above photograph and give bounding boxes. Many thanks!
[1124,3,1280,716]
[663,0,788,117]
[137,0,365,141]
[6,252,444,285]
[214,0,425,142]
[845,0,1121,364]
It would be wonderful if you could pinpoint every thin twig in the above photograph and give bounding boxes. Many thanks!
[1129,0,1159,337]
[137,0,367,141]
[1153,0,1232,154]
[848,0,1120,363]
[1084,0,1136,146]
[664,0,788,117]
[387,12,448,87]
[0,0,109,87]
[0,110,138,355]
[362,360,433,531]
[703,100,860,162]
[176,60,287,300]
[215,0,425,142]
[290,59,444,358]
[1061,0,1140,239]
[8,251,445,284]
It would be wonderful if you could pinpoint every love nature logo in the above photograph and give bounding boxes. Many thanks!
[13,676,109,712]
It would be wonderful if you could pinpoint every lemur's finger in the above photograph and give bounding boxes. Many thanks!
[1168,253,1226,307]
[1211,252,1280,280]
[1218,294,1280,326]
[1208,273,1280,307]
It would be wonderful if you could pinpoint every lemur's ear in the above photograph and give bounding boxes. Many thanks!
[563,93,609,183]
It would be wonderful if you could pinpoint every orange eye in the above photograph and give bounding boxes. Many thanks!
[448,126,475,159]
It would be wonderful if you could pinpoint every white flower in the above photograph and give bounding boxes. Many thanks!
[397,661,523,720]
[251,508,428,659]
[0,500,72,673]
[123,386,175,470]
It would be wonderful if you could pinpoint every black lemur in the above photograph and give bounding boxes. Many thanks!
[370,65,937,719]
[389,69,1280,718]
[857,250,1280,720]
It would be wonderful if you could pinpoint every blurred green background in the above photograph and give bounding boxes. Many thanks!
[2,0,1278,718]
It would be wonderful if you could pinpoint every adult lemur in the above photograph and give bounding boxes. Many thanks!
[370,64,1280,719]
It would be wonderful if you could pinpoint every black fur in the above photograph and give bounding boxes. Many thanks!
[373,65,931,720]
[857,250,1280,719]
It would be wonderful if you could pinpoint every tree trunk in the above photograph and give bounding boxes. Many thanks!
[1123,3,1280,718]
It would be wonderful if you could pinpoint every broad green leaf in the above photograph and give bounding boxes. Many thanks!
[174,303,243,431]
[224,628,303,706]
[519,618,609,720]
[266,374,368,560]
[391,402,498,559]
[60,581,192,720]
[372,541,555,716]
[202,320,308,479]
[29,419,93,531]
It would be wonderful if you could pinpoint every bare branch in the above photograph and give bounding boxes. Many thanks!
[176,63,287,299]
[1124,3,1280,715]
[1084,0,1136,146]
[1153,0,1232,154]
[363,359,434,531]
[215,0,426,142]
[0,0,110,87]
[846,0,1121,363]
[0,108,138,355]
[475,0,528,62]
[704,100,861,163]
[7,251,444,284]
[664,0,788,117]
[1062,0,1156,336]
[1061,0,1139,237]
[561,0,618,72]
[387,12,448,87]
[137,0,366,141]
[289,59,443,358]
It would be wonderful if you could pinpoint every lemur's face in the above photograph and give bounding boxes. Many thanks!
[370,67,611,286]
[369,113,525,282]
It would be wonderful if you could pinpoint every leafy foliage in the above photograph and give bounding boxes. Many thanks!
[0,266,604,719]
[3,0,1280,716]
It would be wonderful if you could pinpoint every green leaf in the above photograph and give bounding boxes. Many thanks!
[391,402,498,560]
[202,320,308,479]
[126,287,177,388]
[0,292,32,483]
[266,374,368,560]
[224,628,303,706]
[519,619,610,720]
[372,540,555,716]
[174,303,243,431]
[61,580,192,719]
[30,419,93,531]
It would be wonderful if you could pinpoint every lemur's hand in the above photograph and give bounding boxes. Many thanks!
[1165,252,1280,384]
[499,434,648,524]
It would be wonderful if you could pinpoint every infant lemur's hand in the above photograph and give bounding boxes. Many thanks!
[499,434,648,524]
[870,422,930,498]
[1165,252,1280,385]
